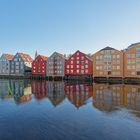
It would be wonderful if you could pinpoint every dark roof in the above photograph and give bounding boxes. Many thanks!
[128,42,140,49]
[100,46,115,51]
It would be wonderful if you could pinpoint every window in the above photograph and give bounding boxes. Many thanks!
[81,56,84,60]
[132,65,135,69]
[108,71,111,75]
[136,54,140,58]
[71,70,73,73]
[67,65,69,68]
[131,72,135,75]
[127,66,131,69]
[85,60,88,64]
[117,55,120,58]
[81,66,84,69]
[85,69,88,73]
[71,65,73,68]
[126,54,130,58]
[77,70,79,73]
[99,56,102,59]
[136,65,140,70]
[77,52,79,55]
[96,56,99,60]
[77,57,79,60]
[136,60,140,64]
[77,65,79,68]
[117,66,120,69]
[131,60,135,64]
[81,70,84,74]
[81,61,84,65]
[96,66,99,70]
[137,71,140,75]
[67,70,69,73]
[111,50,115,53]
[104,55,111,59]
[85,65,88,68]
[105,50,110,54]
[136,48,140,53]
[132,54,135,58]
[77,61,79,64]
[71,61,73,64]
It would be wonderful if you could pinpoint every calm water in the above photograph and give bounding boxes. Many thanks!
[0,80,140,140]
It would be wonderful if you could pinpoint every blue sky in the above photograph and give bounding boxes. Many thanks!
[0,0,140,58]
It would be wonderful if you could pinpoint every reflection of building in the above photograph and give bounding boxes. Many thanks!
[92,47,123,78]
[10,80,32,103]
[93,83,140,112]
[93,83,124,111]
[0,79,13,99]
[31,80,47,99]
[47,82,65,106]
[124,85,140,111]
[65,83,93,108]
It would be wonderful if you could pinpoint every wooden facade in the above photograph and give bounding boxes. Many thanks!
[32,55,48,75]
[93,47,123,78]
[124,43,140,78]
[65,50,93,78]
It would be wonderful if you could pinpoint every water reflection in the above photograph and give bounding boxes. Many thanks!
[65,82,93,108]
[93,83,124,111]
[1,80,140,140]
[93,83,140,112]
[32,80,47,99]
[47,81,65,106]
[0,79,140,112]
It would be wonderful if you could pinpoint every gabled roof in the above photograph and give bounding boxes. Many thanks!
[100,46,115,51]
[50,52,67,60]
[68,50,93,61]
[57,52,67,60]
[18,53,33,62]
[93,46,120,56]
[39,55,48,61]
[128,42,140,49]
[3,54,14,60]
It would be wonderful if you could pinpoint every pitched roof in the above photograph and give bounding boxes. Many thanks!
[3,54,14,60]
[70,50,93,61]
[56,52,67,60]
[40,55,48,61]
[50,52,67,60]
[128,42,140,49]
[93,46,120,56]
[18,53,33,62]
[100,46,115,51]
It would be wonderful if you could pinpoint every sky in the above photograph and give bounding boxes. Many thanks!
[0,0,140,58]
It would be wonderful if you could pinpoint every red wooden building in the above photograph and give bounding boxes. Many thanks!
[65,50,93,77]
[32,55,48,75]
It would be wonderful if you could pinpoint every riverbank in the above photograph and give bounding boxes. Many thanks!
[1,75,140,84]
